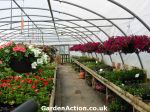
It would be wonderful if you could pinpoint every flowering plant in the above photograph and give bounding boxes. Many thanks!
[70,35,150,54]
[0,42,49,73]
[28,45,49,69]
[0,63,55,107]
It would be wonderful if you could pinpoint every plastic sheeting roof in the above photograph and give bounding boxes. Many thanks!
[0,0,150,45]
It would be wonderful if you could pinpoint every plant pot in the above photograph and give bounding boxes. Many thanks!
[0,103,19,112]
[79,71,85,79]
[122,40,135,54]
[9,57,32,73]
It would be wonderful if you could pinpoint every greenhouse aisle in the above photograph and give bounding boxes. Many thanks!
[55,64,106,112]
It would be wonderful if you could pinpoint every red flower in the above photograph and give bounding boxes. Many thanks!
[26,78,33,84]
[0,83,10,88]
[40,78,45,81]
[44,81,49,86]
[35,76,40,79]
[18,85,22,89]
[32,85,37,89]
[13,45,26,52]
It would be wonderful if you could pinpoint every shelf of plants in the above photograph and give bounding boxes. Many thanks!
[0,42,57,112]
[71,56,150,112]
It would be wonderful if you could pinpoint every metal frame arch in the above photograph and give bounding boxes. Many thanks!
[0,21,90,43]
[0,15,95,43]
[54,0,127,36]
[55,0,145,69]
[0,26,84,44]
[0,19,88,44]
[108,0,150,33]
[53,10,110,38]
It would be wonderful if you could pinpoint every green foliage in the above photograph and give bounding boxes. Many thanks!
[121,84,150,98]
[72,56,96,62]
[109,99,132,112]
[0,63,56,107]
[98,68,145,84]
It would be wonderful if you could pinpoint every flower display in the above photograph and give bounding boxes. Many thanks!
[13,45,26,52]
[0,42,49,72]
[0,63,56,108]
[70,35,150,54]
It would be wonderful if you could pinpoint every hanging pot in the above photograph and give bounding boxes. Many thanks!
[122,40,135,54]
[9,57,32,73]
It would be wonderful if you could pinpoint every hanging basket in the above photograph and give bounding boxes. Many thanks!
[122,40,136,54]
[9,57,32,73]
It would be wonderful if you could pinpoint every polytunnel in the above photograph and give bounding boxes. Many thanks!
[0,0,150,112]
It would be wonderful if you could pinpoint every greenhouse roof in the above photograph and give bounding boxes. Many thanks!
[0,0,150,45]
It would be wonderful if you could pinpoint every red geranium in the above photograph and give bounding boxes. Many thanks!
[32,85,37,89]
[44,80,49,86]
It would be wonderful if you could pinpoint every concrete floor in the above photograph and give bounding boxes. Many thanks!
[55,64,107,112]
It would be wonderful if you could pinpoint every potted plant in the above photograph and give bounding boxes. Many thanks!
[0,42,49,73]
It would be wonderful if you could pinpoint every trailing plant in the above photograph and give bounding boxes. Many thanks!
[70,35,150,54]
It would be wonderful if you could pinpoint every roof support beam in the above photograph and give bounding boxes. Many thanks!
[47,0,60,41]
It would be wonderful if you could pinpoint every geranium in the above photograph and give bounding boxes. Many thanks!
[18,85,22,89]
[32,85,37,89]
[13,45,26,52]
[44,80,49,86]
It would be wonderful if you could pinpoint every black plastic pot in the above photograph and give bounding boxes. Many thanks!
[9,57,32,73]
[0,103,19,112]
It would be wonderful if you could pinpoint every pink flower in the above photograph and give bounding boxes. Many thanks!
[35,89,39,93]
[4,41,13,47]
[13,45,26,52]
[0,60,2,64]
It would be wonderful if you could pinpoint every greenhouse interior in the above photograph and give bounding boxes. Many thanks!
[0,0,150,112]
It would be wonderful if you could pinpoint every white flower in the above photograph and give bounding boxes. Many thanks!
[28,45,34,49]
[31,48,41,57]
[96,61,98,63]
[99,69,103,72]
[37,58,43,65]
[135,73,140,78]
[31,62,37,69]
[122,84,124,86]
[41,53,48,64]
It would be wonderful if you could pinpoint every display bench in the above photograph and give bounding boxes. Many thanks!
[49,66,57,112]
[72,59,150,112]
